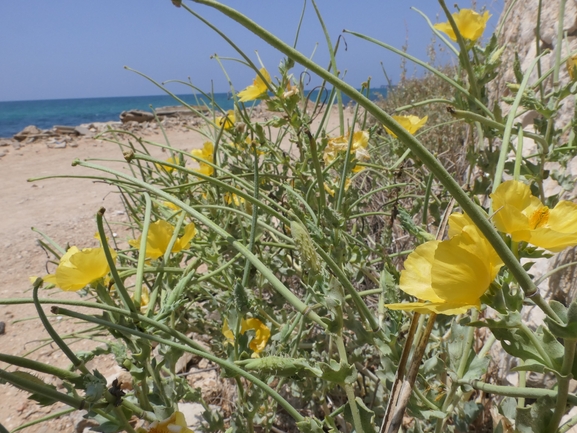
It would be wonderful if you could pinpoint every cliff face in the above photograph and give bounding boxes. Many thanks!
[488,1,577,385]
[490,0,577,128]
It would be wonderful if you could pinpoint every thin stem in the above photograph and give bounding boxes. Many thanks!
[32,282,88,373]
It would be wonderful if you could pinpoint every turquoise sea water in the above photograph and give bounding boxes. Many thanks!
[0,89,387,138]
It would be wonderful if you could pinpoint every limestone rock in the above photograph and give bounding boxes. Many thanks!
[13,125,42,142]
[119,109,155,123]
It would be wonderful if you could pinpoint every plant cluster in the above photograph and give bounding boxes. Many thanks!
[3,1,577,433]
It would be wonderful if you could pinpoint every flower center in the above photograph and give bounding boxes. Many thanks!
[529,206,550,229]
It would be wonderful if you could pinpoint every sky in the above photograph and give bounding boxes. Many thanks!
[0,1,503,102]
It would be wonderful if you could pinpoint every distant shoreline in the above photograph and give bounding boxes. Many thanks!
[0,88,387,139]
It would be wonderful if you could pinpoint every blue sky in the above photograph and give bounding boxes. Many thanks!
[0,1,503,102]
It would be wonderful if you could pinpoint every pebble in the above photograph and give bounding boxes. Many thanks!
[54,142,67,149]
[0,150,7,158]
[0,321,5,335]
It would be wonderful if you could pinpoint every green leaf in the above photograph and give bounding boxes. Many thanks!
[461,355,490,382]
[447,320,470,372]
[296,417,325,433]
[343,397,376,433]
[515,396,555,433]
[318,360,357,384]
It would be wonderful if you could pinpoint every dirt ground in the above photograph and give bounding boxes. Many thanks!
[0,106,349,432]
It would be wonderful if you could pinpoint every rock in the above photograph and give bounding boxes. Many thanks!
[0,139,13,147]
[54,142,67,149]
[69,410,99,433]
[69,141,79,148]
[13,125,42,142]
[119,110,155,124]
[74,125,91,136]
[178,402,206,430]
[0,321,5,334]
[54,125,79,135]
[0,150,7,159]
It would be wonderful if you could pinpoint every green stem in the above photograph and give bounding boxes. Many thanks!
[133,192,152,307]
[458,379,577,405]
[32,282,88,373]
[0,368,86,409]
[448,108,548,148]
[184,0,560,323]
[548,338,577,431]
[96,208,136,313]
[0,353,81,381]
[335,334,364,433]
[305,128,327,219]
[493,53,549,191]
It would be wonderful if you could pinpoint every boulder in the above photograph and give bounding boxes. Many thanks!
[13,125,42,142]
[74,125,91,136]
[119,110,155,124]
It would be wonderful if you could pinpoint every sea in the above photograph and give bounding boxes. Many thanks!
[0,88,387,139]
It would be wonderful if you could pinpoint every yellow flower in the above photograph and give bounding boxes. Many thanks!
[216,110,235,130]
[237,68,271,102]
[324,178,352,197]
[222,317,271,357]
[224,193,245,206]
[385,115,428,138]
[191,142,214,176]
[162,201,180,211]
[323,130,370,166]
[155,156,177,173]
[324,183,336,197]
[137,411,193,433]
[44,245,116,292]
[491,180,577,252]
[433,9,491,42]
[128,220,197,260]
[385,213,503,315]
[567,54,577,81]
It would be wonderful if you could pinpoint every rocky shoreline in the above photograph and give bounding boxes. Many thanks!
[0,104,241,159]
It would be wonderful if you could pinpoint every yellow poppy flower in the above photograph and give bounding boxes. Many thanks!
[191,142,214,176]
[44,245,116,292]
[385,213,503,315]
[237,68,271,102]
[434,9,491,42]
[137,411,193,433]
[323,130,370,166]
[491,180,577,252]
[224,193,245,206]
[567,54,577,81]
[384,115,428,138]
[155,156,177,173]
[216,110,235,130]
[128,220,197,260]
[222,317,271,357]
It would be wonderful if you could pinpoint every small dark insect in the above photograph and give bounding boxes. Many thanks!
[108,378,126,407]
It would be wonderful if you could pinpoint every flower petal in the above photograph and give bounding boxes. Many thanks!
[399,241,444,303]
